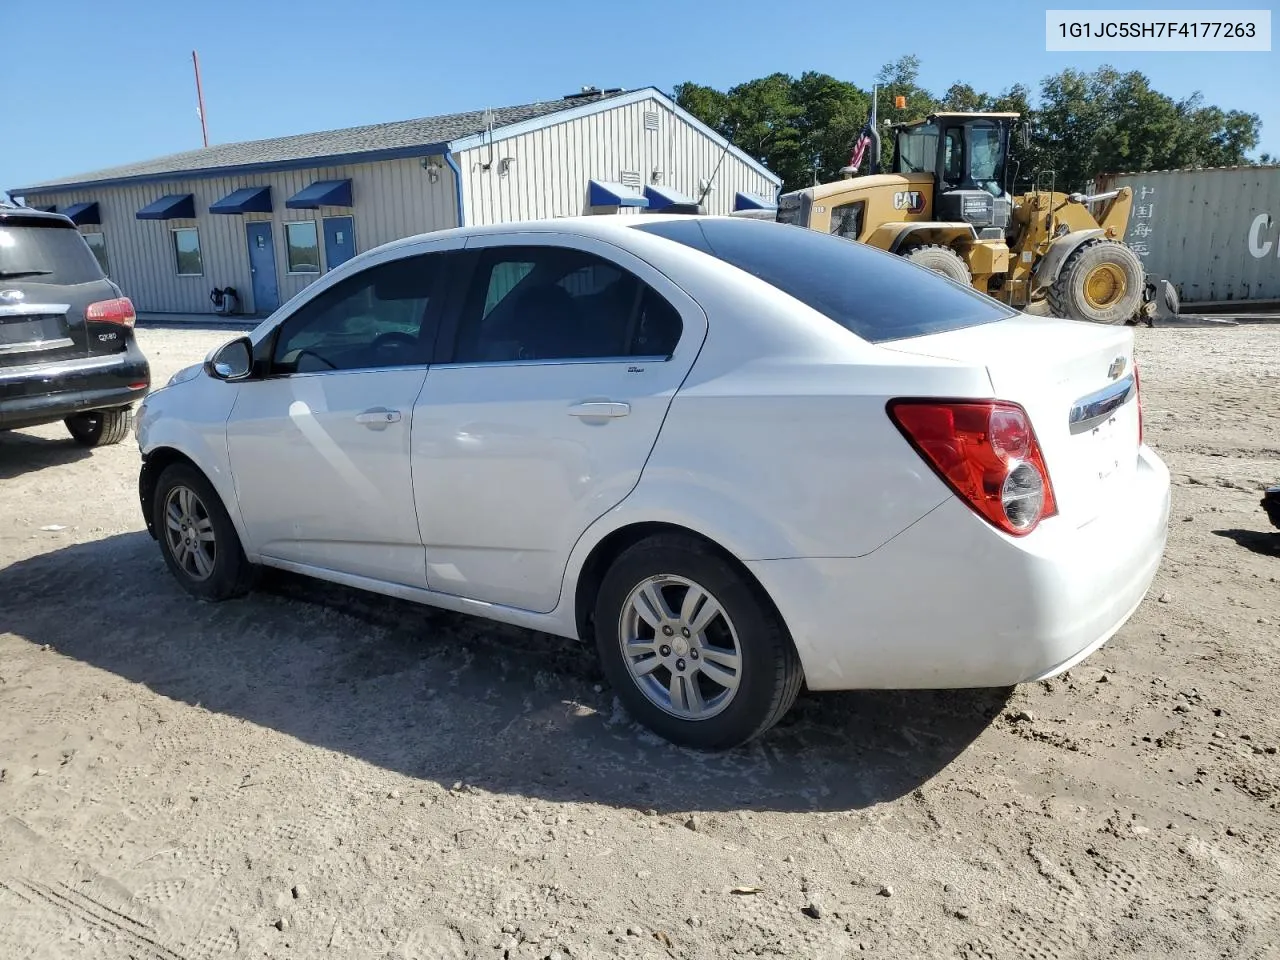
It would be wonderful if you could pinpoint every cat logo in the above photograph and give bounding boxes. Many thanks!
[893,191,926,214]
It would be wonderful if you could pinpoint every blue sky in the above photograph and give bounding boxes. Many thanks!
[3,0,1275,193]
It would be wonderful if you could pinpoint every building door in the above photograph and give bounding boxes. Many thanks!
[245,222,279,314]
[323,216,356,271]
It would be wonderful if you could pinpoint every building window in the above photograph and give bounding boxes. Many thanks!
[285,221,321,274]
[83,232,110,276]
[172,227,203,276]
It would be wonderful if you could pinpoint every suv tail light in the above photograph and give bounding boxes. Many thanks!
[85,297,136,327]
[887,399,1059,536]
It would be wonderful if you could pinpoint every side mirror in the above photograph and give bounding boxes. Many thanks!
[205,336,253,381]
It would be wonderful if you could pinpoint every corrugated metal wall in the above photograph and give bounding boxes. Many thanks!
[24,157,458,314]
[457,96,777,225]
[1098,166,1280,304]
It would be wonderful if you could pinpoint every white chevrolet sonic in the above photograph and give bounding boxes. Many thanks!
[137,215,1170,750]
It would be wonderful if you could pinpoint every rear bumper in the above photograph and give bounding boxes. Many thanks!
[748,445,1171,691]
[0,340,150,430]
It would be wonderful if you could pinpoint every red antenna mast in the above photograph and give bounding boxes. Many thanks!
[192,50,209,148]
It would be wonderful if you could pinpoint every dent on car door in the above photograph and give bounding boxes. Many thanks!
[411,237,706,613]
[225,250,451,585]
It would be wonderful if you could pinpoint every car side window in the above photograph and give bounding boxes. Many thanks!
[271,253,443,374]
[451,246,683,364]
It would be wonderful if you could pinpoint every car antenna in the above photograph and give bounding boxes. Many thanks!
[696,136,733,209]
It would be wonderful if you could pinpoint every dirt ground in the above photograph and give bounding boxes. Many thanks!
[1,324,1277,960]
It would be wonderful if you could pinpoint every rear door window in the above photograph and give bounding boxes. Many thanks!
[632,217,1015,343]
[0,220,106,285]
[450,246,682,363]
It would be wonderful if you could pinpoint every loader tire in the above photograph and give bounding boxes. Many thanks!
[902,244,973,286]
[1047,240,1145,324]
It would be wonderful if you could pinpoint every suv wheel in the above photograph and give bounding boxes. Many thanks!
[65,408,132,447]
[153,463,256,601]
[593,534,804,750]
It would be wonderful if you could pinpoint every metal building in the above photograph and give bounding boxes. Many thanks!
[1094,165,1280,305]
[9,87,780,316]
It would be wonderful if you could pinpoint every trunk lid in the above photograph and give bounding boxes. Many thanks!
[0,212,113,370]
[883,314,1139,528]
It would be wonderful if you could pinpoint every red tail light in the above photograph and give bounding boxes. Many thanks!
[888,399,1059,536]
[85,297,136,327]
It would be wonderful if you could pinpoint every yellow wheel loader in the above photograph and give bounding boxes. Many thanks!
[753,112,1179,324]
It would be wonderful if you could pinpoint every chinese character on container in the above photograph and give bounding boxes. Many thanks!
[1130,242,1150,257]
[1132,223,1153,238]
[1135,204,1156,219]
[1140,185,1156,200]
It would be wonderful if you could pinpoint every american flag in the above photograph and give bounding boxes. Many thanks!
[848,127,872,173]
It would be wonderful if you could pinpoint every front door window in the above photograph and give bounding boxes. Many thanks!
[271,254,443,373]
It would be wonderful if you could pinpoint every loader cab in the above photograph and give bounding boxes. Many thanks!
[892,112,1018,235]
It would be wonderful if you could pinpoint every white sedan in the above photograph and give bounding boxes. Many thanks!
[136,215,1170,750]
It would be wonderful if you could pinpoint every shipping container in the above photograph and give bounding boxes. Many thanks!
[1093,165,1280,306]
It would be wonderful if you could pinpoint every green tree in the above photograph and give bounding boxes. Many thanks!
[791,71,869,184]
[941,83,991,112]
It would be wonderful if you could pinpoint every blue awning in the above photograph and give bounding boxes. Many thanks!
[643,184,696,211]
[734,191,777,212]
[285,179,352,209]
[210,186,272,215]
[588,180,648,208]
[62,202,101,225]
[136,194,195,220]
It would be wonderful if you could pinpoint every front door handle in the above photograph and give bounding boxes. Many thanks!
[568,401,630,419]
[355,407,402,428]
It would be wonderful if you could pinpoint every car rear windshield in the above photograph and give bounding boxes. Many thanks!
[632,217,1016,343]
[0,218,106,286]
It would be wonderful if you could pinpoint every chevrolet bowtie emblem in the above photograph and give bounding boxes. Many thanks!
[1108,356,1126,380]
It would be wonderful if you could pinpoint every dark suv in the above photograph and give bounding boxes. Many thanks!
[0,204,149,445]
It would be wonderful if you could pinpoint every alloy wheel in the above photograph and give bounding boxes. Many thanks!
[617,574,743,720]
[163,485,217,581]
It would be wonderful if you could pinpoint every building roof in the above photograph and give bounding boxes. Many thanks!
[13,89,637,195]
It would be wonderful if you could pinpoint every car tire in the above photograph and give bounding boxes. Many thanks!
[593,533,803,750]
[152,463,256,601]
[65,407,133,447]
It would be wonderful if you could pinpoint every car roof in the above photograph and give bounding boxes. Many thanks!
[371,213,753,257]
[0,203,76,227]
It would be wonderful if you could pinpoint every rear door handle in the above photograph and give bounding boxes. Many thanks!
[568,401,630,419]
[355,407,402,427]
